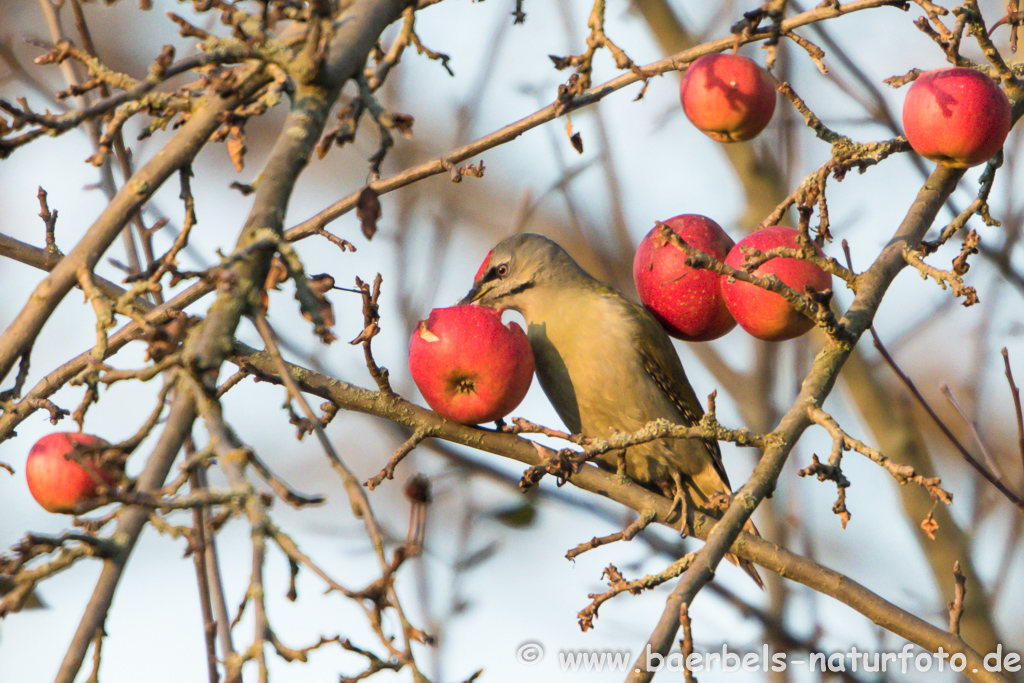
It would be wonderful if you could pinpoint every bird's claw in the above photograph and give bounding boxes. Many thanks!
[667,490,689,538]
[668,472,689,537]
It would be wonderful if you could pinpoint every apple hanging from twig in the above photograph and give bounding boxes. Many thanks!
[902,67,1011,168]
[26,432,122,513]
[680,53,777,143]
[633,214,737,342]
[721,226,832,342]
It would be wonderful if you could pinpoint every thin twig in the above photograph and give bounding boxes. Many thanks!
[807,403,952,506]
[940,384,1010,489]
[948,561,966,637]
[365,427,433,490]
[577,557,694,632]
[565,510,657,559]
[253,313,387,561]
[285,0,907,242]
[680,603,696,683]
[871,329,1023,510]
[228,338,1011,681]
[188,468,221,683]
[1002,348,1024,474]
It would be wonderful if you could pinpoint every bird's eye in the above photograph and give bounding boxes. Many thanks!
[495,263,509,277]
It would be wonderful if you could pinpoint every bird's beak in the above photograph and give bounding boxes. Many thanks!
[459,282,485,306]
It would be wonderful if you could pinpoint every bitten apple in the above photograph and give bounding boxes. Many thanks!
[680,53,777,143]
[409,305,534,425]
[902,67,1011,168]
[633,215,737,341]
[720,226,832,342]
[25,432,121,513]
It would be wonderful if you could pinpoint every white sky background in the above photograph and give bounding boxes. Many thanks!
[1,0,1023,682]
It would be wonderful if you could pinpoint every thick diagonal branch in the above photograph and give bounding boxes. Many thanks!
[227,342,1000,682]
[625,165,1023,683]
[185,0,407,385]
[0,65,267,386]
[54,389,197,683]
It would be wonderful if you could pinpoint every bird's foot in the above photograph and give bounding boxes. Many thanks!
[612,449,630,485]
[667,494,689,539]
[708,491,732,515]
[667,471,689,537]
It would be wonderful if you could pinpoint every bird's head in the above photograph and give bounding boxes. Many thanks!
[459,233,582,314]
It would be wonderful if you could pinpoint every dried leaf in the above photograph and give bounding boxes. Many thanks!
[260,257,289,314]
[226,124,247,172]
[301,297,335,329]
[350,322,379,346]
[565,115,583,154]
[920,511,939,540]
[570,132,583,154]
[548,54,572,69]
[356,187,381,240]
[265,257,288,291]
[307,273,336,295]
[390,112,414,137]
[144,312,191,362]
[301,278,336,330]
[403,475,432,503]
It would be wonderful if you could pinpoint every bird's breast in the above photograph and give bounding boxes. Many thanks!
[527,295,667,436]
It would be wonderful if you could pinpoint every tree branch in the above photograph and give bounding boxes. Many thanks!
[54,388,197,683]
[0,65,269,386]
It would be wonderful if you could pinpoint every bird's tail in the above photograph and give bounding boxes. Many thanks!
[687,468,765,590]
[724,517,764,590]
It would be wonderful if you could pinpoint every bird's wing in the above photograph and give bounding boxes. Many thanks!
[631,302,732,489]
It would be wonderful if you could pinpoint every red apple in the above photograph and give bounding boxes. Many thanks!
[902,67,1011,168]
[680,54,777,143]
[720,226,832,341]
[25,432,121,513]
[633,215,737,341]
[409,305,534,425]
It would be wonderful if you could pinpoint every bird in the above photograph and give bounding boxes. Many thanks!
[460,233,763,587]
